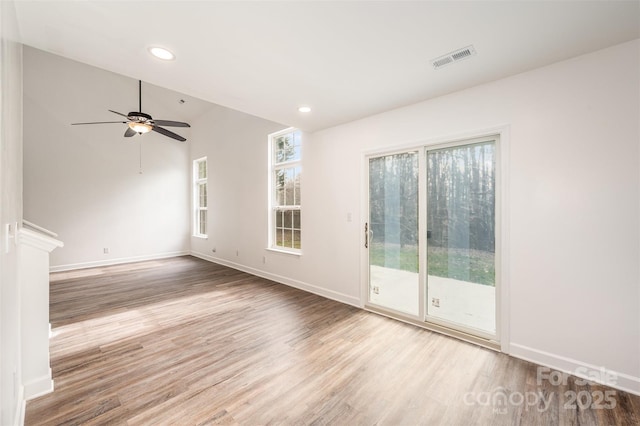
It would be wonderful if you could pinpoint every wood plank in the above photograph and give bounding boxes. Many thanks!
[25,255,640,425]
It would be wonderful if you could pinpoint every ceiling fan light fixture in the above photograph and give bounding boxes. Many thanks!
[148,46,175,61]
[71,80,189,142]
[128,122,152,134]
[298,106,311,113]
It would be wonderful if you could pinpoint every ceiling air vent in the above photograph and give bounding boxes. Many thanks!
[432,45,477,70]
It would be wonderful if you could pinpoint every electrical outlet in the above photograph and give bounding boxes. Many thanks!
[236,249,239,256]
[211,247,216,253]
[372,286,380,295]
[432,297,440,308]
[262,256,266,264]
[103,247,109,254]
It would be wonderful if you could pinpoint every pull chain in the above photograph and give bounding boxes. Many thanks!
[138,80,143,174]
[139,138,143,174]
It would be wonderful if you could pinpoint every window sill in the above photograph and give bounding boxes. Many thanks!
[266,247,302,257]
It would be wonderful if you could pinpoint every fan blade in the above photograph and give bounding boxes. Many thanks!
[153,120,190,128]
[71,121,126,125]
[152,125,186,142]
[108,110,131,119]
[124,127,136,137]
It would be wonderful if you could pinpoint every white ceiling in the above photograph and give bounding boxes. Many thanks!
[13,0,640,132]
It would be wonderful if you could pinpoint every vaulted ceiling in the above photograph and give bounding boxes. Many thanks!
[14,1,640,132]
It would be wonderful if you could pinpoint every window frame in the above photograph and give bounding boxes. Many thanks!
[193,157,208,238]
[268,128,302,254]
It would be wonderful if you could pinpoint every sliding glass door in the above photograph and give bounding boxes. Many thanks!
[368,152,419,316]
[426,141,496,335]
[366,137,498,340]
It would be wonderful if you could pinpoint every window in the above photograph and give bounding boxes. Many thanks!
[269,129,301,252]
[193,157,207,238]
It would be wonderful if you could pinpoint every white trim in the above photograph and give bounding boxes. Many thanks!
[268,126,297,140]
[417,149,427,321]
[265,247,302,257]
[17,227,63,252]
[190,251,360,308]
[13,385,25,426]
[22,220,58,238]
[510,343,640,396]
[360,152,369,308]
[23,370,53,400]
[497,126,511,353]
[49,250,189,272]
[361,124,511,157]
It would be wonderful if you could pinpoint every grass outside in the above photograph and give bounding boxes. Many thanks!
[275,229,301,249]
[369,243,495,286]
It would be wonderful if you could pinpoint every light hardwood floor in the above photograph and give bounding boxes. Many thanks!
[26,256,639,425]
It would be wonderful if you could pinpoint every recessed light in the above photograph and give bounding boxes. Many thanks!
[298,106,311,113]
[149,47,175,61]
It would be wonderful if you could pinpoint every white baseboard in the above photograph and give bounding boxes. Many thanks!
[23,370,54,400]
[14,385,25,426]
[510,343,640,396]
[190,251,361,308]
[50,251,189,272]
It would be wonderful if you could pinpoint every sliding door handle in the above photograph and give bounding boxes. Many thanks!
[365,223,368,248]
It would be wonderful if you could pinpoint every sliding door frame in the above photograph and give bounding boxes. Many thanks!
[360,126,510,353]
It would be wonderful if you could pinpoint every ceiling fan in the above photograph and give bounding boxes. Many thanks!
[71,80,190,142]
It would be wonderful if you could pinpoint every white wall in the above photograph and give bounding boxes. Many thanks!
[188,104,367,306]
[309,40,640,392]
[194,40,640,393]
[189,105,287,265]
[0,0,24,423]
[23,48,197,270]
